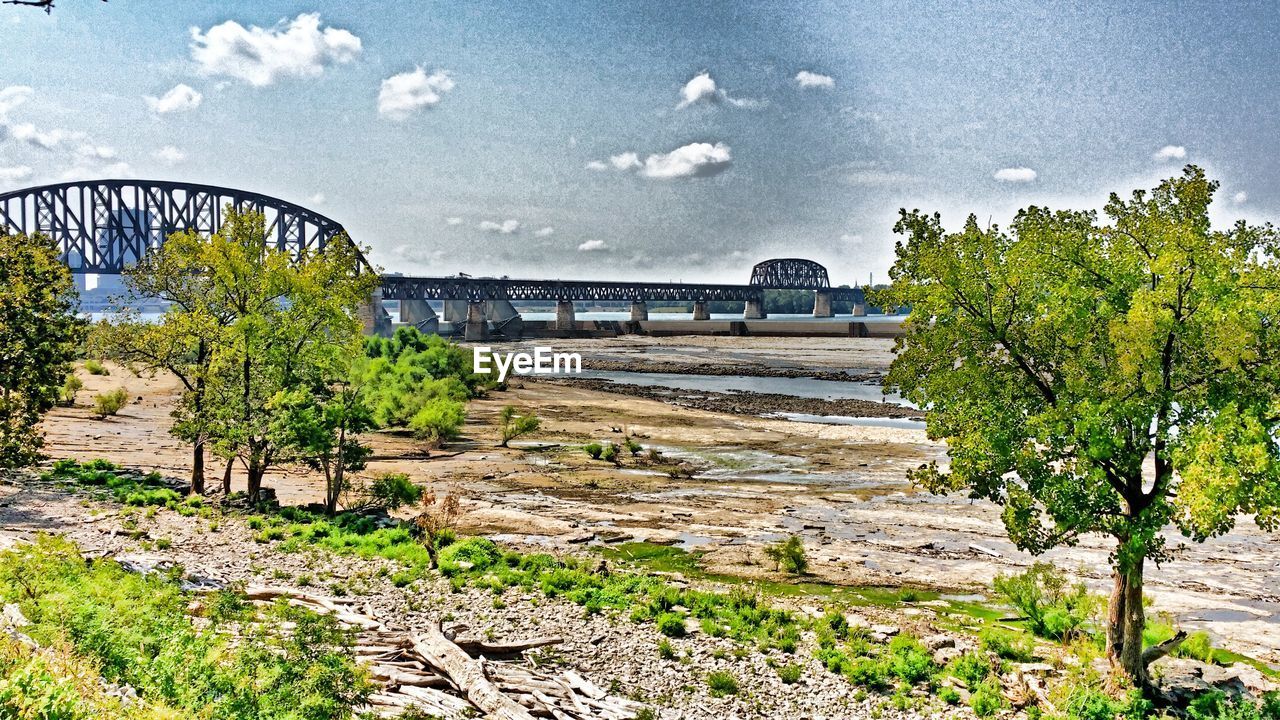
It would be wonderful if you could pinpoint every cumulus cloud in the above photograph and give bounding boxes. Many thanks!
[307,192,325,205]
[640,142,732,179]
[534,226,555,237]
[676,70,764,110]
[145,83,203,114]
[190,13,361,87]
[993,166,1037,183]
[1154,145,1187,161]
[445,216,463,225]
[589,142,733,180]
[0,165,32,183]
[609,152,642,170]
[74,144,118,161]
[0,85,32,118]
[577,239,608,252]
[152,146,187,165]
[1233,191,1248,205]
[377,67,455,120]
[840,233,862,243]
[478,219,520,234]
[794,70,835,88]
[7,122,78,149]
[59,161,132,181]
[678,71,718,108]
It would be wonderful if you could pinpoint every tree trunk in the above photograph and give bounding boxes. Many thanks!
[190,442,205,495]
[222,458,234,495]
[1108,556,1149,686]
[247,459,264,505]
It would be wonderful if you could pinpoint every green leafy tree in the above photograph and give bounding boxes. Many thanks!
[90,229,230,493]
[879,166,1280,687]
[200,209,379,504]
[0,230,84,468]
[497,405,540,447]
[269,381,374,514]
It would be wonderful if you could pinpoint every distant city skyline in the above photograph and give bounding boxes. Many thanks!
[1,1,1277,284]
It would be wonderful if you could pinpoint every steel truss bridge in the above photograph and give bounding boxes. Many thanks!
[0,179,862,305]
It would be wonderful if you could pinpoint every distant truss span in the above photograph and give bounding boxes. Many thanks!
[0,178,366,273]
[748,258,831,289]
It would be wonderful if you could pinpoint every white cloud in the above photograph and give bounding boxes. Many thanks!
[1233,191,1248,205]
[609,152,642,170]
[840,233,862,243]
[59,161,132,181]
[7,122,78,149]
[145,84,203,114]
[794,70,835,88]
[640,142,733,179]
[0,165,32,183]
[1154,145,1187,161]
[307,192,326,205]
[678,71,718,108]
[377,67,455,120]
[189,13,361,87]
[577,239,608,252]
[478,219,520,234]
[152,146,187,165]
[993,166,1037,183]
[74,144,117,161]
[445,216,463,225]
[676,70,764,110]
[590,142,733,180]
[0,85,33,118]
[534,226,555,237]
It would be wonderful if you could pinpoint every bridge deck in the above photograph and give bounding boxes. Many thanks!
[381,276,863,303]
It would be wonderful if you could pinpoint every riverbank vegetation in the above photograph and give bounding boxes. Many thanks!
[879,166,1280,687]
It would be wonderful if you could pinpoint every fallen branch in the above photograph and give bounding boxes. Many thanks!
[411,624,538,720]
[1141,629,1188,666]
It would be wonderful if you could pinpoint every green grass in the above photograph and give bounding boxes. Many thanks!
[0,534,372,719]
[42,458,182,507]
[706,671,739,697]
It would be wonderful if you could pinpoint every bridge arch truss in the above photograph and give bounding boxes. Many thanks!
[0,179,357,273]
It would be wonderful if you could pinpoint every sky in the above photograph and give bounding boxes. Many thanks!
[1,0,1278,285]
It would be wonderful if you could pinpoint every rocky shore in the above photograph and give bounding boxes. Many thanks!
[581,358,884,383]
[545,376,924,420]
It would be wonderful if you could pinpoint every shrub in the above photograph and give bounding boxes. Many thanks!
[498,406,541,447]
[979,627,1034,662]
[368,472,423,510]
[971,679,1007,717]
[408,397,467,444]
[1187,690,1280,720]
[624,438,643,456]
[993,562,1097,640]
[938,685,961,705]
[777,663,804,684]
[584,442,603,459]
[948,650,993,687]
[437,537,502,576]
[846,656,892,690]
[655,612,686,637]
[59,373,83,406]
[888,634,936,684]
[92,388,129,417]
[706,671,739,698]
[657,638,676,660]
[1065,685,1126,720]
[84,359,109,375]
[1177,631,1215,663]
[600,442,620,464]
[763,535,808,575]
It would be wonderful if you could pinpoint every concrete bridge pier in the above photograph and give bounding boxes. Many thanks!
[399,298,439,333]
[692,300,711,321]
[743,297,767,320]
[358,289,393,337]
[852,302,867,317]
[441,299,469,324]
[464,301,489,341]
[486,299,523,337]
[555,300,576,331]
[630,300,648,322]
[813,290,834,318]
